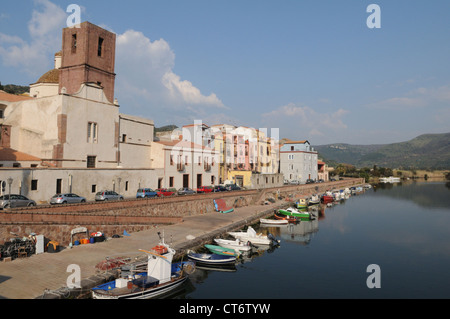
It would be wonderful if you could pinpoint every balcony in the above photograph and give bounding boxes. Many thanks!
[204,163,211,171]
[177,162,185,171]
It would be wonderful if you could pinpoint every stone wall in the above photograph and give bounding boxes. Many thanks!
[0,178,364,246]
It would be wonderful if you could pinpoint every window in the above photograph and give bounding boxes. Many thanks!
[98,37,104,57]
[291,146,294,151]
[87,122,98,143]
[92,185,96,193]
[169,176,174,187]
[71,34,77,53]
[31,180,38,191]
[87,156,96,168]
[125,181,129,191]
[170,155,174,165]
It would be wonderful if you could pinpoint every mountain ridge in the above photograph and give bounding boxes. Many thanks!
[314,132,450,169]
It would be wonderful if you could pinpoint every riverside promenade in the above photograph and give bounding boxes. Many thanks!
[0,200,285,299]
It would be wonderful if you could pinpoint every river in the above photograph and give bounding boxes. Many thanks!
[178,181,450,299]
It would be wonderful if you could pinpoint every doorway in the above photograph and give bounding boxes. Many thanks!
[183,174,189,188]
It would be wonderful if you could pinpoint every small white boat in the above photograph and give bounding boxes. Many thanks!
[308,194,320,205]
[228,226,279,245]
[213,238,252,252]
[260,218,289,225]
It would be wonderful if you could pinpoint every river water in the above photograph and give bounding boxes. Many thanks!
[178,181,450,299]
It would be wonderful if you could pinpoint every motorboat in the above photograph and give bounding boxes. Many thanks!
[228,226,279,245]
[213,238,252,252]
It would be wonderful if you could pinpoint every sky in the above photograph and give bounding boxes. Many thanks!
[1,0,449,145]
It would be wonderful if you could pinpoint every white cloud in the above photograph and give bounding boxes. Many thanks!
[115,29,225,118]
[0,0,66,76]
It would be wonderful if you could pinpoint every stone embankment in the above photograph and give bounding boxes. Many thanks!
[0,178,364,299]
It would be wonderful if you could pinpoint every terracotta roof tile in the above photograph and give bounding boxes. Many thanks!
[0,148,41,162]
[0,91,33,102]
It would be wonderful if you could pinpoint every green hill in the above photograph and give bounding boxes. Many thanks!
[314,133,450,169]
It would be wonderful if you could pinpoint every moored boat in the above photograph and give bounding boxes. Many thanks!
[213,238,252,252]
[260,218,289,225]
[205,244,240,256]
[296,198,308,209]
[228,226,279,245]
[187,251,236,266]
[278,207,312,220]
[308,194,320,205]
[91,232,194,299]
[274,212,298,223]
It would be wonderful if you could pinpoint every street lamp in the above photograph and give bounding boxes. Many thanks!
[7,177,12,208]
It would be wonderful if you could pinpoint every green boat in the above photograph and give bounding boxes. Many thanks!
[278,207,311,220]
[295,198,308,209]
[205,244,240,257]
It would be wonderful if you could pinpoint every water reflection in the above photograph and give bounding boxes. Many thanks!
[181,182,450,299]
[372,180,450,209]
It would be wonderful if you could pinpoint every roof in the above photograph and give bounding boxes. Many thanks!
[33,68,60,84]
[281,139,309,145]
[0,148,41,162]
[0,91,33,103]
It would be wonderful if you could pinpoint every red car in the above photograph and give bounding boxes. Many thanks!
[156,188,176,197]
[197,186,213,193]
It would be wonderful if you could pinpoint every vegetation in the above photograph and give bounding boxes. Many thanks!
[0,82,30,95]
[315,132,450,170]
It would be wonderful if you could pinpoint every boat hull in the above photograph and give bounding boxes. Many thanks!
[260,218,288,225]
[187,252,236,266]
[91,274,188,299]
[213,238,252,251]
[278,208,310,219]
[205,244,239,256]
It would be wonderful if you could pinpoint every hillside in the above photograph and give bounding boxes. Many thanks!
[314,133,450,169]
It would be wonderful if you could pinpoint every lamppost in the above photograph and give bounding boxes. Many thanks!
[7,177,12,208]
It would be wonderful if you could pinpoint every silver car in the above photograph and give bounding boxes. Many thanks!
[50,193,86,205]
[0,194,36,209]
[95,190,124,201]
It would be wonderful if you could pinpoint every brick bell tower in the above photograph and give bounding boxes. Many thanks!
[59,22,116,103]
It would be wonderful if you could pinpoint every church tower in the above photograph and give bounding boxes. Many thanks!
[59,22,116,103]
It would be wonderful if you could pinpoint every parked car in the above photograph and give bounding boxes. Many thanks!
[289,180,301,185]
[50,193,86,205]
[225,184,241,191]
[177,187,196,195]
[95,190,124,201]
[156,188,176,197]
[0,194,36,209]
[306,179,315,184]
[197,186,213,193]
[136,188,158,198]
[213,185,228,192]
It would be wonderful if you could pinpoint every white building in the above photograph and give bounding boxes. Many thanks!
[0,22,163,202]
[279,139,318,184]
[154,140,219,190]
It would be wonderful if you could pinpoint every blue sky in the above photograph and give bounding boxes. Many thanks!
[1,0,449,145]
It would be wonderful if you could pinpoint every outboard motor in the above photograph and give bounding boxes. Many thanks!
[267,233,280,246]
